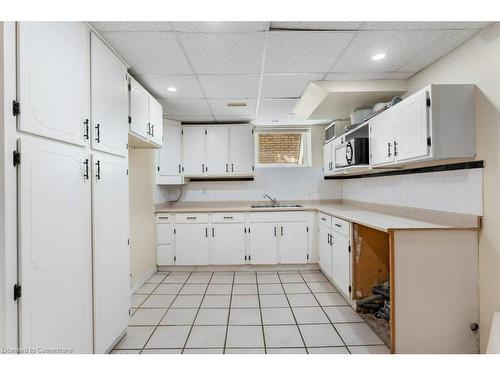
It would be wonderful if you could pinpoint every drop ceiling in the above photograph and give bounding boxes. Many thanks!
[92,21,491,125]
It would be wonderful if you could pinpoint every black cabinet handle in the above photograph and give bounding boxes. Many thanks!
[84,119,89,140]
[187,217,197,220]
[335,223,341,228]
[394,141,398,156]
[202,164,205,173]
[223,216,233,219]
[226,163,228,173]
[95,160,101,180]
[205,227,208,237]
[178,164,181,174]
[231,163,234,173]
[281,226,283,236]
[321,217,326,222]
[151,124,154,137]
[147,123,151,136]
[274,226,277,237]
[212,228,215,237]
[83,159,89,180]
[95,124,100,143]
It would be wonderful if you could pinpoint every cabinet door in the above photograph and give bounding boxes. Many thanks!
[157,245,175,266]
[129,77,149,140]
[182,126,206,176]
[18,137,92,353]
[229,126,254,175]
[90,34,128,157]
[279,222,308,264]
[323,142,332,175]
[157,120,182,178]
[331,232,350,298]
[369,109,394,166]
[92,152,130,353]
[318,225,332,278]
[157,222,175,266]
[210,223,246,265]
[206,126,229,175]
[18,22,90,146]
[393,89,430,163]
[149,96,163,146]
[175,224,209,265]
[249,223,278,264]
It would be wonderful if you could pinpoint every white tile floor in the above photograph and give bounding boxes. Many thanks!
[113,270,389,354]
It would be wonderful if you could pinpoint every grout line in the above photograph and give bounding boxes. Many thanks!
[222,271,235,353]
[255,272,267,354]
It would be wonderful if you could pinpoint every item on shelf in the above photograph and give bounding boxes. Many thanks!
[390,95,403,106]
[350,107,373,126]
[373,101,391,112]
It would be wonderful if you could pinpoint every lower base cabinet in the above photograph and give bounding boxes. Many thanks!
[210,223,246,265]
[331,229,351,297]
[175,223,209,265]
[249,222,279,264]
[318,222,333,278]
[279,222,308,264]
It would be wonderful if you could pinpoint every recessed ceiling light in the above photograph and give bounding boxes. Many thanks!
[167,87,178,92]
[371,53,386,61]
[227,102,247,107]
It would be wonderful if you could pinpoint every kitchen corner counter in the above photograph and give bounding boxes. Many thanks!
[155,200,480,233]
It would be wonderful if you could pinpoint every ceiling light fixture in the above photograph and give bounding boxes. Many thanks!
[227,102,247,107]
[371,53,386,61]
[167,87,178,92]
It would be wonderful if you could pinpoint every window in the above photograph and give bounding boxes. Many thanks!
[254,127,312,168]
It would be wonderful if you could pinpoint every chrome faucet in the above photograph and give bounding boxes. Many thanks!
[263,193,278,206]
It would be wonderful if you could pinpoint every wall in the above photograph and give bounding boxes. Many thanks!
[129,148,157,288]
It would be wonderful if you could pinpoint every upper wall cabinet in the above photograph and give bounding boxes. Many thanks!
[229,126,254,176]
[90,34,128,157]
[156,119,186,185]
[17,22,90,146]
[128,76,163,149]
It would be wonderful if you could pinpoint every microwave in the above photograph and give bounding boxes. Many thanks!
[334,138,369,168]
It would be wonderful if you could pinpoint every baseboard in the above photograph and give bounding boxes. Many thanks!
[129,265,157,296]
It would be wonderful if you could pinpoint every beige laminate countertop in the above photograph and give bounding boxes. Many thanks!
[155,200,480,233]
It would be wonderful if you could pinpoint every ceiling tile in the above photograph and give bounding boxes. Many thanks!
[165,115,216,123]
[160,98,212,116]
[169,22,269,32]
[324,71,413,80]
[208,99,257,115]
[101,32,192,75]
[213,115,256,123]
[264,31,355,73]
[257,99,298,115]
[397,29,479,73]
[254,115,298,125]
[331,30,445,73]
[260,73,324,98]
[91,22,171,32]
[361,22,492,30]
[178,33,266,74]
[270,22,361,30]
[198,75,260,99]
[135,75,204,99]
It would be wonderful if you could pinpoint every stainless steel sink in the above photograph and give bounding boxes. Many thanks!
[251,204,303,208]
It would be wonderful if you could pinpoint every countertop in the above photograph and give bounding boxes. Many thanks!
[155,200,480,233]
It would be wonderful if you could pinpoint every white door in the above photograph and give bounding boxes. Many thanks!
[157,120,182,178]
[393,89,430,163]
[369,109,394,166]
[323,142,332,175]
[331,232,350,297]
[90,34,128,157]
[249,223,278,265]
[129,77,149,140]
[206,126,229,175]
[18,136,93,353]
[279,222,308,264]
[229,126,254,175]
[175,224,209,265]
[210,223,246,265]
[318,225,332,278]
[92,152,130,353]
[17,22,90,146]
[149,96,163,146]
[182,126,206,176]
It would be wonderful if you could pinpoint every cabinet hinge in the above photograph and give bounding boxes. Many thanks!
[427,137,432,147]
[13,150,20,167]
[174,256,176,262]
[252,166,254,171]
[127,239,130,245]
[248,255,251,261]
[128,116,132,124]
[307,254,309,260]
[126,169,129,175]
[128,83,131,92]
[181,130,183,135]
[252,129,254,134]
[348,245,351,253]
[426,98,431,107]
[157,166,160,172]
[248,228,251,234]
[205,129,207,135]
[348,286,352,293]
[12,100,20,116]
[306,226,309,233]
[126,143,129,150]
[13,284,21,301]
[245,255,247,261]
[174,228,176,234]
[244,228,247,233]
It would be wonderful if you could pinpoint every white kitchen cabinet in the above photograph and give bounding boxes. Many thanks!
[206,126,229,175]
[279,222,308,264]
[182,126,206,176]
[175,223,209,265]
[249,222,278,264]
[323,142,333,175]
[369,109,394,166]
[90,33,128,157]
[92,151,130,353]
[18,136,93,353]
[331,227,351,298]
[156,214,176,266]
[149,96,163,146]
[156,120,185,185]
[229,125,254,175]
[210,223,246,265]
[129,76,149,140]
[17,22,90,146]
[318,220,333,278]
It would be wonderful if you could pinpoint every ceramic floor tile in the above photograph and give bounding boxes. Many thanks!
[145,326,191,349]
[131,294,148,308]
[279,273,304,283]
[141,294,176,308]
[148,274,167,283]
[264,325,304,348]
[160,308,198,326]
[307,282,337,293]
[129,309,166,326]
[194,308,229,325]
[299,324,344,347]
[170,295,204,309]
[334,323,384,346]
[225,348,265,354]
[183,348,224,354]
[185,326,226,348]
[229,308,261,325]
[111,349,141,354]
[141,348,182,354]
[301,272,327,283]
[257,273,280,284]
[258,283,284,295]
[308,346,349,354]
[186,273,212,284]
[114,326,155,349]
[348,345,390,354]
[201,295,231,308]
[206,284,232,295]
[153,284,183,295]
[163,273,190,284]
[135,284,157,295]
[226,325,264,348]
[232,284,258,295]
[179,283,208,295]
[292,307,329,324]
[324,306,364,323]
[287,293,319,307]
[261,307,295,325]
[234,274,256,284]
[267,348,307,354]
[315,292,349,306]
[210,274,234,284]
[259,294,289,308]
[231,295,259,308]
[283,283,310,294]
